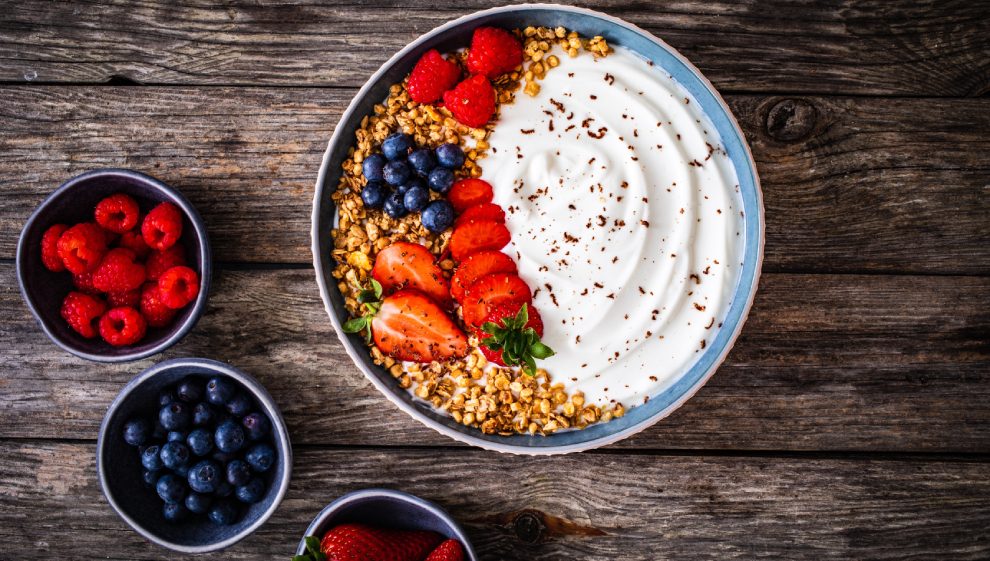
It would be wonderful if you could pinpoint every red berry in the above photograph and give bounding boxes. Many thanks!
[41,224,69,272]
[461,272,531,328]
[107,288,142,309]
[424,539,466,561]
[467,27,523,79]
[450,250,517,303]
[442,75,496,128]
[140,283,178,327]
[449,220,511,262]
[454,203,505,228]
[141,202,183,251]
[407,49,461,104]
[92,248,146,293]
[145,242,187,282]
[61,292,108,338]
[94,193,140,233]
[72,271,103,295]
[99,307,147,346]
[447,178,494,213]
[119,229,152,261]
[158,266,199,309]
[475,301,545,367]
[57,223,108,274]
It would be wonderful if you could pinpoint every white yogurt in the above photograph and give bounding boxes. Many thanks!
[482,45,745,408]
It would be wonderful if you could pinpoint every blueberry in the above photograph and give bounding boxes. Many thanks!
[187,460,222,494]
[211,449,238,465]
[206,376,236,406]
[174,463,190,478]
[403,186,431,212]
[142,468,160,489]
[224,391,253,418]
[360,182,388,210]
[167,430,188,443]
[245,443,276,473]
[187,428,215,456]
[215,421,245,453]
[123,418,150,446]
[421,200,455,233]
[152,419,168,439]
[163,501,189,523]
[214,481,235,498]
[436,143,465,169]
[407,147,437,175]
[158,388,178,408]
[177,377,205,403]
[362,153,387,182]
[235,477,265,504]
[226,460,252,487]
[160,441,191,470]
[397,175,427,195]
[142,445,165,471]
[208,500,238,525]
[160,402,191,431]
[212,411,232,429]
[157,473,187,504]
[428,167,455,194]
[383,160,411,186]
[384,192,409,219]
[241,413,270,441]
[185,491,213,514]
[382,132,414,160]
[193,402,217,427]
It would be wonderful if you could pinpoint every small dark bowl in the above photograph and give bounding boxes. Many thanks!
[296,489,478,561]
[16,168,212,362]
[97,358,292,554]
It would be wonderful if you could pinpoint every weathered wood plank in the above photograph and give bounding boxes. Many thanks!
[1,0,988,96]
[2,265,988,452]
[1,87,988,273]
[1,441,988,560]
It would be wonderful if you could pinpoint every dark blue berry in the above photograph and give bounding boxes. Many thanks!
[383,160,411,186]
[163,501,189,523]
[428,167,455,194]
[241,413,270,441]
[141,445,164,471]
[206,377,236,406]
[235,477,265,504]
[211,449,237,465]
[167,430,188,443]
[360,182,388,210]
[152,419,168,439]
[420,200,455,233]
[382,133,414,160]
[174,463,190,478]
[158,388,178,408]
[215,421,245,453]
[185,491,213,514]
[245,443,276,473]
[403,186,431,212]
[397,175,426,195]
[123,418,150,446]
[177,377,205,403]
[159,401,191,431]
[193,402,217,427]
[157,473,187,504]
[362,153,387,182]
[187,428,215,456]
[226,460,252,487]
[208,500,237,525]
[212,411,232,429]
[188,460,222,493]
[214,481,234,498]
[384,192,409,219]
[407,148,437,176]
[225,392,253,418]
[141,468,159,489]
[436,143,465,169]
[160,441,191,470]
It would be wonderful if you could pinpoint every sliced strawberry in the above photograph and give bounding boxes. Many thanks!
[372,289,468,363]
[454,202,505,228]
[371,241,453,309]
[461,272,531,328]
[450,251,517,303]
[447,178,493,213]
[449,220,511,261]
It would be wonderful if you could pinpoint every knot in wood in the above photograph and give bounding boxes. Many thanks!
[766,99,816,141]
[512,511,545,544]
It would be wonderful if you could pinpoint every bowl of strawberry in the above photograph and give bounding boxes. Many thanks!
[16,169,211,362]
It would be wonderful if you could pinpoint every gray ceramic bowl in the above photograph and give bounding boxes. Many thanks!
[312,5,764,454]
[296,489,478,561]
[97,358,292,554]
[16,168,211,362]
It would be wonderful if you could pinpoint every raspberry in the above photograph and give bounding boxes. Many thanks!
[158,266,199,309]
[119,229,152,261]
[92,248,146,293]
[140,283,178,327]
[72,271,103,295]
[57,223,108,274]
[94,193,140,233]
[107,288,142,309]
[442,75,496,128]
[41,224,69,272]
[466,27,523,79]
[61,292,108,339]
[99,306,147,346]
[407,49,462,104]
[146,242,187,282]
[142,202,183,251]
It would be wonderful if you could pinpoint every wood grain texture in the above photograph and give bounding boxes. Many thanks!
[1,441,988,560]
[1,0,989,96]
[1,87,988,272]
[2,265,988,453]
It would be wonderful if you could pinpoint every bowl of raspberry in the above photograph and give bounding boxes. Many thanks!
[16,169,211,362]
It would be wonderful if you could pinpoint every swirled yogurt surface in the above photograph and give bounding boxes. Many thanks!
[483,45,744,408]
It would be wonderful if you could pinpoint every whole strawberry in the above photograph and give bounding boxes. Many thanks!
[443,75,496,128]
[320,523,443,561]
[467,27,523,79]
[476,301,554,375]
[407,49,461,104]
[424,539,465,561]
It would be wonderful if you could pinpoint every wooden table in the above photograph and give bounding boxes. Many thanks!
[2,1,989,558]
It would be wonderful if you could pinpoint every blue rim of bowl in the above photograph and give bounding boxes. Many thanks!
[312,4,764,454]
[95,357,293,554]
[296,489,479,561]
[15,168,212,363]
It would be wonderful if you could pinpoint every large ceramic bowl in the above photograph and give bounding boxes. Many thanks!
[312,4,764,454]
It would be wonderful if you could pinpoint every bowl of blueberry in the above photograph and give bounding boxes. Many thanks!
[97,357,291,553]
